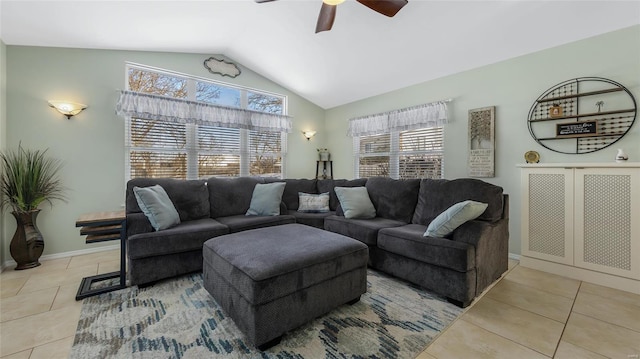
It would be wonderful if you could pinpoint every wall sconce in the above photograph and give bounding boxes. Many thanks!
[48,100,87,119]
[302,131,317,141]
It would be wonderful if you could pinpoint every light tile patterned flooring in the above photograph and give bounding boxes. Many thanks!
[1,250,638,358]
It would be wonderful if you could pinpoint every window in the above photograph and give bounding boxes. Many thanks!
[354,127,444,179]
[356,133,390,178]
[398,127,444,179]
[125,64,287,180]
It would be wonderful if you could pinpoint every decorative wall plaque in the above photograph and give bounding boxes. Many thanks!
[527,77,637,154]
[203,57,241,78]
[556,121,598,138]
[468,106,495,178]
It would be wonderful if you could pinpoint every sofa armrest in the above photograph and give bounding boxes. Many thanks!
[451,218,509,294]
[127,212,154,237]
[450,219,492,247]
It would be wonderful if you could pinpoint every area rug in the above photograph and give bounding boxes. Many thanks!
[70,269,462,359]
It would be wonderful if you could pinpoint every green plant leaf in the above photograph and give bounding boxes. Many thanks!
[0,144,67,213]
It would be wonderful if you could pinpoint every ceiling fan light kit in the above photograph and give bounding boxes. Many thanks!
[256,0,408,33]
[323,0,345,5]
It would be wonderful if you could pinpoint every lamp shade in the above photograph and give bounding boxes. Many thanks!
[302,130,317,140]
[48,100,87,119]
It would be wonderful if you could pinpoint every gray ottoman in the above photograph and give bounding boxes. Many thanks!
[202,223,369,349]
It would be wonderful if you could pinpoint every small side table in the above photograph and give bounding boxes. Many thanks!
[75,210,127,300]
[315,160,333,179]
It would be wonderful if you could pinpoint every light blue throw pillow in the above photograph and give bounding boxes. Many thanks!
[334,186,376,219]
[133,185,180,231]
[424,200,488,238]
[246,182,286,216]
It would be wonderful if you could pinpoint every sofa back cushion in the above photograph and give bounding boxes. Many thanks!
[412,178,504,225]
[265,178,317,210]
[126,178,210,221]
[365,177,421,223]
[208,177,264,218]
[317,178,368,211]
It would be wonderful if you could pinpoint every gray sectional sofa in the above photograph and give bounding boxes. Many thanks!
[125,176,508,307]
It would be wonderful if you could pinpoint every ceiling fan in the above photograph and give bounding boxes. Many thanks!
[255,0,408,33]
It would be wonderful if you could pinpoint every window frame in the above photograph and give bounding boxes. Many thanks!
[124,63,288,181]
[354,126,445,179]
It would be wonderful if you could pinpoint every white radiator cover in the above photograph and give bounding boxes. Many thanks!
[519,163,640,294]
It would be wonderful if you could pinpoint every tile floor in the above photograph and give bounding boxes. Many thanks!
[1,250,638,358]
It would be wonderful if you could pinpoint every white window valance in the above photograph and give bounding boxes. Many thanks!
[115,90,292,133]
[347,100,450,137]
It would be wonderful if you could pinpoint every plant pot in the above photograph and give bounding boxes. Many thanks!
[10,210,44,270]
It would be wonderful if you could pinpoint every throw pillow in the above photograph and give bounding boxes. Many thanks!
[297,192,330,213]
[424,200,488,238]
[133,185,181,231]
[334,186,376,219]
[246,182,286,216]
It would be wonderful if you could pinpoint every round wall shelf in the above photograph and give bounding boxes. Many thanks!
[527,77,637,154]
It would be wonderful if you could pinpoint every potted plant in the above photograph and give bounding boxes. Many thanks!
[0,145,66,269]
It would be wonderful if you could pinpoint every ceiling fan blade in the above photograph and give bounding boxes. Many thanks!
[255,0,277,3]
[356,0,408,17]
[315,3,337,33]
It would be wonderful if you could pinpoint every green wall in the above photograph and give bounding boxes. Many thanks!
[325,25,640,255]
[1,39,6,264]
[2,47,325,265]
[3,26,639,264]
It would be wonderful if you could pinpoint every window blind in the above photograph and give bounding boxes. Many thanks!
[124,64,288,180]
[354,127,444,179]
[398,127,444,179]
[249,130,282,177]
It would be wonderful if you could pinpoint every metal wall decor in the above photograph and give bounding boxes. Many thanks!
[203,57,241,78]
[527,77,637,154]
[468,106,495,177]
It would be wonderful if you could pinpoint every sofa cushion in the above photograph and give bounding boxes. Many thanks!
[365,177,420,223]
[425,200,488,238]
[324,215,406,246]
[208,177,264,218]
[265,178,318,210]
[412,178,504,225]
[246,182,286,216]
[216,214,296,233]
[378,224,475,272]
[298,192,330,213]
[288,210,335,229]
[317,178,367,211]
[127,218,229,260]
[133,185,181,231]
[126,178,210,221]
[334,186,376,219]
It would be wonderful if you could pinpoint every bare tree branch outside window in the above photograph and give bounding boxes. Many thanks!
[126,66,286,180]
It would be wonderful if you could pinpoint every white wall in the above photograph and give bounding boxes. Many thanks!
[324,25,640,255]
[2,46,325,264]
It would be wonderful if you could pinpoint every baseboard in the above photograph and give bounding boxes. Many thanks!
[520,255,640,295]
[1,244,119,271]
[508,252,521,261]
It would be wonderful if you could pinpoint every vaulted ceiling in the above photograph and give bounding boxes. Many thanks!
[1,1,639,109]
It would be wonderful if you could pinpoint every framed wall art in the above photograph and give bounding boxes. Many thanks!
[468,106,495,178]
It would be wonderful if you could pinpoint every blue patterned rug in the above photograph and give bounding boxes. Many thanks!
[70,269,462,358]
